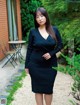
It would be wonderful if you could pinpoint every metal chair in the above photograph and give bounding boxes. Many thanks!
[0,43,17,68]
[9,43,24,62]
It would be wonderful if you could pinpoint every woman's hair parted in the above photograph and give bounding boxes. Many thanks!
[33,7,57,42]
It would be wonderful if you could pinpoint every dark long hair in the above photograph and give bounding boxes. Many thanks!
[33,7,57,41]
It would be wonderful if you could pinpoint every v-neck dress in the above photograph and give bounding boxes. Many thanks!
[25,26,63,94]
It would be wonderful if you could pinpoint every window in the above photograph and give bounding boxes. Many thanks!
[7,0,18,41]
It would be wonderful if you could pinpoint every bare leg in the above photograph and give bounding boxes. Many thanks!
[35,93,44,105]
[44,94,53,105]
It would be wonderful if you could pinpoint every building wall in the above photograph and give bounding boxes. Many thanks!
[0,0,9,60]
[0,0,22,60]
[16,0,22,40]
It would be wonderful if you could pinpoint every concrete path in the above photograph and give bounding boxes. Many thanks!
[11,72,76,105]
[0,45,26,96]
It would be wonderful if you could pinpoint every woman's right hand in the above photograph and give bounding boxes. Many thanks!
[25,68,29,74]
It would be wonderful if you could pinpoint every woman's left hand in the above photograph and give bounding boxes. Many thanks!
[42,53,51,60]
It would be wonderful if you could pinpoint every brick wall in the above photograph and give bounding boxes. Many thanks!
[0,0,22,60]
[0,0,9,60]
[16,0,22,40]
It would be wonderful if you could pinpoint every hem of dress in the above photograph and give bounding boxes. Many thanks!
[32,90,53,94]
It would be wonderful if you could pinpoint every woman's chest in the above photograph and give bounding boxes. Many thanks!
[33,30,56,48]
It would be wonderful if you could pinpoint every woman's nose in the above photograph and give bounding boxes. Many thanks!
[39,16,42,20]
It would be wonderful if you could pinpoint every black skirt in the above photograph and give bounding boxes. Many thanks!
[28,50,57,94]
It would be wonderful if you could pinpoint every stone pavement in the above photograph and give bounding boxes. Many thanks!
[0,45,26,97]
[11,72,76,105]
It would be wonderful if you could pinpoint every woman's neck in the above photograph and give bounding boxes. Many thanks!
[39,25,46,30]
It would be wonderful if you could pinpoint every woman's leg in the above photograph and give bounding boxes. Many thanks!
[35,93,44,105]
[44,94,53,105]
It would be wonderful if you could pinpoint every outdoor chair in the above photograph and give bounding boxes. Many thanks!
[9,43,24,62]
[0,43,17,68]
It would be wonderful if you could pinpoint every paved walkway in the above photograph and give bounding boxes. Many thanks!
[11,72,76,105]
[0,45,26,96]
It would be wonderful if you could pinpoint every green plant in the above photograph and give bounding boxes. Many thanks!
[69,100,77,105]
[53,53,80,102]
[41,0,67,17]
[41,0,80,54]
[20,0,42,39]
[6,71,26,105]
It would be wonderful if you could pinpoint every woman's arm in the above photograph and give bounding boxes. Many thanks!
[25,29,34,68]
[49,26,63,56]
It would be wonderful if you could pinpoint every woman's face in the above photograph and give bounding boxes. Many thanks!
[36,11,46,26]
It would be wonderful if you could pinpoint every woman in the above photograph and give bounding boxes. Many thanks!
[25,7,63,105]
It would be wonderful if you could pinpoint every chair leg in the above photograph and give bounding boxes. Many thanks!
[9,61,15,68]
[11,55,18,65]
[2,60,9,68]
[2,55,16,68]
[0,43,17,68]
[2,59,15,68]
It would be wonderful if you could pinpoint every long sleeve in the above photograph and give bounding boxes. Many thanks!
[49,27,63,56]
[25,29,34,68]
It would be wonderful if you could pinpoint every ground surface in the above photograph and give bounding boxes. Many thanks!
[11,71,76,105]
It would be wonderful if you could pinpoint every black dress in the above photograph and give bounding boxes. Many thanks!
[25,26,63,94]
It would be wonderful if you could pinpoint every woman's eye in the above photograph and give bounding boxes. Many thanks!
[36,15,44,19]
[41,15,43,17]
